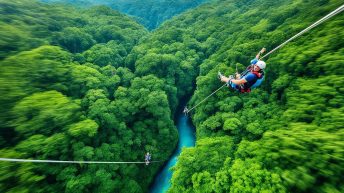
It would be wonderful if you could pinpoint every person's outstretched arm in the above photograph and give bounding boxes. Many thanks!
[255,48,266,59]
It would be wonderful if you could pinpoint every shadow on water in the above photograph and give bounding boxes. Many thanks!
[149,98,196,193]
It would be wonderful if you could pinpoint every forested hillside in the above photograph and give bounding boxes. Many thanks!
[124,0,344,192]
[41,0,209,30]
[0,1,178,192]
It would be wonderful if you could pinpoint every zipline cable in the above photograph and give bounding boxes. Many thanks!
[185,3,344,114]
[185,83,227,113]
[261,4,344,59]
[0,158,162,164]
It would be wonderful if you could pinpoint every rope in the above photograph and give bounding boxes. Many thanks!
[0,158,162,164]
[261,4,344,59]
[186,4,344,113]
[186,83,227,113]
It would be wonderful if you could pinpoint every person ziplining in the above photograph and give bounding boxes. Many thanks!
[0,155,160,165]
[183,48,267,115]
[145,152,152,165]
[218,48,266,93]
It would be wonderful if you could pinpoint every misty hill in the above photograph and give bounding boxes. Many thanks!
[41,0,209,30]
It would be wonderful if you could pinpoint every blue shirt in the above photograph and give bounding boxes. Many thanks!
[244,73,258,87]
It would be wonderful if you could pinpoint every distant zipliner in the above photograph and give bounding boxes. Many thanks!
[184,4,344,115]
[145,152,152,165]
[218,48,266,93]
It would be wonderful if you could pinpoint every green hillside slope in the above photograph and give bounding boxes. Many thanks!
[41,0,209,30]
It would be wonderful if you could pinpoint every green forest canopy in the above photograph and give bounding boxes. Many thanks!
[0,0,343,192]
[41,0,210,30]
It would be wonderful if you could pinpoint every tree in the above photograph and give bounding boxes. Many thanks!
[82,41,127,67]
[53,27,95,53]
[12,91,81,137]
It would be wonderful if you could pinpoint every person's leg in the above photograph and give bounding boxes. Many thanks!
[218,72,239,91]
[230,82,239,91]
[218,72,234,84]
[220,76,231,83]
[218,72,230,82]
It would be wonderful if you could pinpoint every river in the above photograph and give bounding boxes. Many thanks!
[149,104,196,193]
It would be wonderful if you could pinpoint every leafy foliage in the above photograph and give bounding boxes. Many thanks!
[42,0,209,30]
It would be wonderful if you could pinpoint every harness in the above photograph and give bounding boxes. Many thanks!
[236,66,264,93]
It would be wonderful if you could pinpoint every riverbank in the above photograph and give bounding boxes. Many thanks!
[149,100,196,193]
